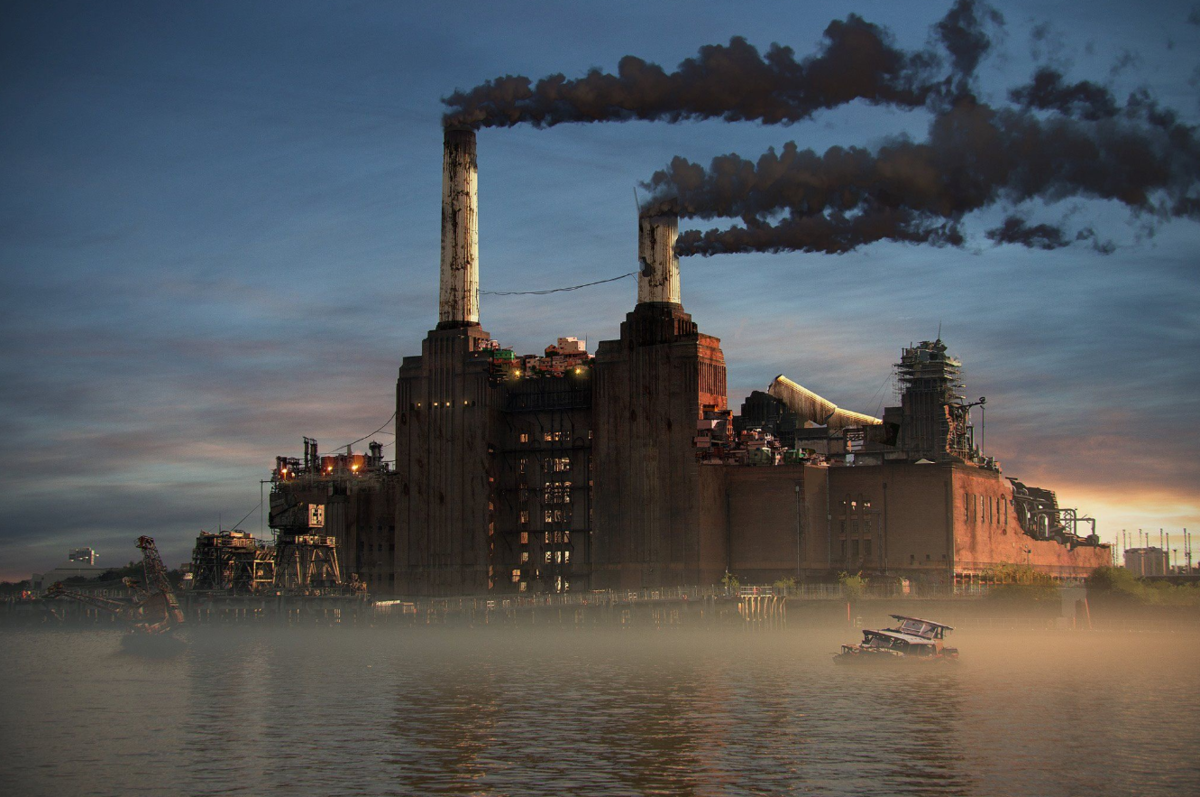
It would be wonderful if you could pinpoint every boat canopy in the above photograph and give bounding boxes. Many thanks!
[887,615,954,639]
[889,615,955,630]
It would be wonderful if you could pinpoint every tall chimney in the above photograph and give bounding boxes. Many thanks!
[439,128,479,327]
[637,214,681,306]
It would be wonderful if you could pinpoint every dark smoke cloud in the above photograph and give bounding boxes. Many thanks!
[935,0,1004,89]
[644,98,1200,256]
[985,216,1070,249]
[677,211,963,256]
[443,1,1001,129]
[1009,68,1119,120]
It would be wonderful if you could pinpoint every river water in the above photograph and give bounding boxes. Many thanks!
[0,622,1196,796]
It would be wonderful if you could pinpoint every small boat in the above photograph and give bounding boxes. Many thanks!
[834,615,959,664]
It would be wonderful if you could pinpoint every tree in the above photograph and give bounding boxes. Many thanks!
[720,571,741,594]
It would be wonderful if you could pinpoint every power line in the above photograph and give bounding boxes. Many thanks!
[232,498,261,531]
[335,411,397,452]
[482,271,636,296]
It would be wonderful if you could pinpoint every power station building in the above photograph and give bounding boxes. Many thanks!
[267,129,1111,597]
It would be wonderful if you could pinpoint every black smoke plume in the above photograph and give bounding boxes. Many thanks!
[985,217,1069,249]
[443,1,1001,129]
[1009,68,1119,121]
[644,98,1200,256]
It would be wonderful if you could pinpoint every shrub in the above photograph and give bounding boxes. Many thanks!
[838,571,866,601]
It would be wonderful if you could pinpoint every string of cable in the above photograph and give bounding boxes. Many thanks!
[481,271,636,296]
[232,499,261,531]
[336,411,397,452]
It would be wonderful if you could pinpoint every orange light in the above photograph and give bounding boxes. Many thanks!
[351,464,359,472]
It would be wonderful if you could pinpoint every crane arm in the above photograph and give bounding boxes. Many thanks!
[44,582,134,619]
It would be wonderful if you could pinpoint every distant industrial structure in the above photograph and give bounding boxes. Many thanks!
[1123,547,1170,577]
[267,128,1111,597]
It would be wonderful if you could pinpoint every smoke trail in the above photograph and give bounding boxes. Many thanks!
[442,1,1001,129]
[646,97,1200,256]
[1009,68,1120,120]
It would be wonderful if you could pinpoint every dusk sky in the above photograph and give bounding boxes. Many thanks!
[2,0,1198,579]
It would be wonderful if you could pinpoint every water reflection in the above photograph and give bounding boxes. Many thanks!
[2,626,1198,796]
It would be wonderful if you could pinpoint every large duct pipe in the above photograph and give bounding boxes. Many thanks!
[439,128,479,327]
[637,214,681,305]
[769,375,882,431]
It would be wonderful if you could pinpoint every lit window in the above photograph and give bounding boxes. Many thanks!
[563,551,570,563]
[545,551,553,563]
[544,510,553,523]
[519,433,530,444]
[520,532,529,545]
[519,511,529,525]
[511,570,520,583]
[520,552,529,563]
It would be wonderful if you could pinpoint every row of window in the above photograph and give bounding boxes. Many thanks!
[517,508,574,525]
[518,431,572,443]
[516,550,573,564]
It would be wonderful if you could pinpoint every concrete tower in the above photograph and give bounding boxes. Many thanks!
[438,127,480,328]
[394,128,498,595]
[592,214,728,589]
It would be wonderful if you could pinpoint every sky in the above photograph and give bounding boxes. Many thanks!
[1,0,1198,579]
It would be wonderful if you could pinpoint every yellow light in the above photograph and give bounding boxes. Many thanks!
[574,367,582,374]
[514,369,521,377]
[351,464,359,472]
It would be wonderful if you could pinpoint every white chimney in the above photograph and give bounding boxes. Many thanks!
[637,214,681,305]
[439,128,479,327]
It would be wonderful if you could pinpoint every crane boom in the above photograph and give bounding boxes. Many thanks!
[137,536,185,625]
[45,582,134,620]
[44,537,185,635]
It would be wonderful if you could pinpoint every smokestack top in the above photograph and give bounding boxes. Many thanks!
[438,128,480,328]
[637,214,681,306]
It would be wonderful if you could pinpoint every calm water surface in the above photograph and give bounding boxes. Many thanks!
[1,623,1196,796]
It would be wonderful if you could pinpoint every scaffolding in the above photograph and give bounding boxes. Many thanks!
[895,339,973,461]
[190,530,276,593]
[274,532,343,590]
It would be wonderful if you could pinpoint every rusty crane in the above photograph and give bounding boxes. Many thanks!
[45,535,184,636]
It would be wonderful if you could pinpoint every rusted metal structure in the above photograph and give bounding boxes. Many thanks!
[45,535,184,634]
[189,530,275,592]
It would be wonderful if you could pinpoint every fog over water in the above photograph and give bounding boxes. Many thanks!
[1,624,1196,796]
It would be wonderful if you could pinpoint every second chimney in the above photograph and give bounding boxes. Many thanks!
[439,128,479,327]
[637,214,681,306]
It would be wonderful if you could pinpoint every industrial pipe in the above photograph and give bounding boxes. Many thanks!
[768,375,882,431]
